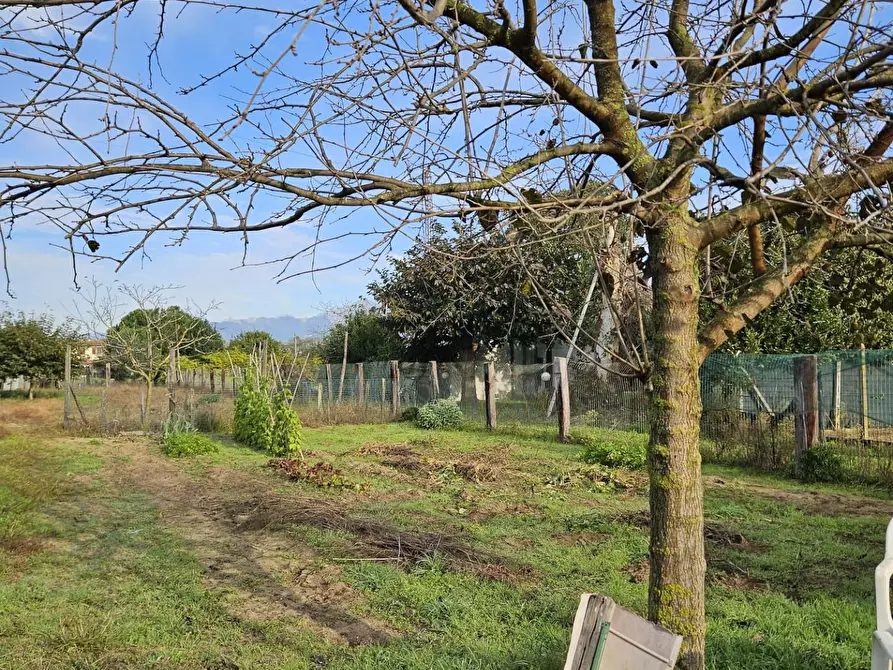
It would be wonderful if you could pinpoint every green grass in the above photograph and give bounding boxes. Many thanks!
[0,423,888,669]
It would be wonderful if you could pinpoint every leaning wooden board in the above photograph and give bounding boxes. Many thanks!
[564,594,682,670]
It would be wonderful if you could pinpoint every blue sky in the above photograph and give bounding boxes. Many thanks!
[0,1,403,321]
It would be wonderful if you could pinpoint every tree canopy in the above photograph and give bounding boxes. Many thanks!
[707,233,893,353]
[318,306,403,363]
[229,330,283,356]
[370,226,595,360]
[0,310,81,395]
[113,307,223,359]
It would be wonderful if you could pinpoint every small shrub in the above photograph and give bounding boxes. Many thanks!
[197,394,222,405]
[415,399,464,430]
[799,445,845,483]
[581,433,647,469]
[400,406,420,423]
[233,369,303,458]
[163,432,219,458]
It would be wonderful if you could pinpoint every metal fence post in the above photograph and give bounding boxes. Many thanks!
[861,343,870,440]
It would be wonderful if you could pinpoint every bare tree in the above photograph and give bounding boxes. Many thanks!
[1,0,893,664]
[75,282,220,424]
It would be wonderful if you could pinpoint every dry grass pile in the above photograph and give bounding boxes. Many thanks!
[357,443,419,457]
[357,442,501,484]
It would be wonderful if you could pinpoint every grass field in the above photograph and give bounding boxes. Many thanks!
[0,403,891,669]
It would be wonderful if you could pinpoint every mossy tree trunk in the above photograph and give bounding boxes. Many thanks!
[646,209,706,669]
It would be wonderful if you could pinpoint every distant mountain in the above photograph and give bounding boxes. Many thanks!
[214,314,332,342]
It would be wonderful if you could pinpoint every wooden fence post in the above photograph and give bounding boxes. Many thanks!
[484,362,496,430]
[326,364,334,407]
[430,361,440,400]
[167,348,176,419]
[63,345,72,429]
[381,378,386,412]
[860,343,870,440]
[101,363,110,430]
[794,355,818,472]
[390,360,400,417]
[210,368,216,393]
[317,383,323,410]
[554,357,571,443]
[357,363,365,405]
[831,360,841,431]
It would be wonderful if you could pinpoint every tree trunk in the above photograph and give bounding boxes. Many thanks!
[145,379,154,429]
[646,216,706,669]
[28,378,34,400]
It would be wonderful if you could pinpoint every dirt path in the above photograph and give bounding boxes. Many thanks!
[93,437,396,647]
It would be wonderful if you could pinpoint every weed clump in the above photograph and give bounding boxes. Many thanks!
[162,416,218,457]
[798,444,845,483]
[580,433,647,469]
[415,399,463,430]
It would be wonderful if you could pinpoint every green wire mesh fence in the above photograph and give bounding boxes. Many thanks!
[65,349,893,481]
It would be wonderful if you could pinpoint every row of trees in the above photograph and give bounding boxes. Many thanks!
[0,287,317,399]
[7,240,892,403]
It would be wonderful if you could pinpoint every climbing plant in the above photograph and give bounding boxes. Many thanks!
[233,366,302,458]
[270,388,303,458]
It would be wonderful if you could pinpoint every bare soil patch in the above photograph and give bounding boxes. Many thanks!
[374,451,502,485]
[552,531,610,547]
[231,494,529,582]
[705,475,893,517]
[615,509,763,550]
[622,558,650,584]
